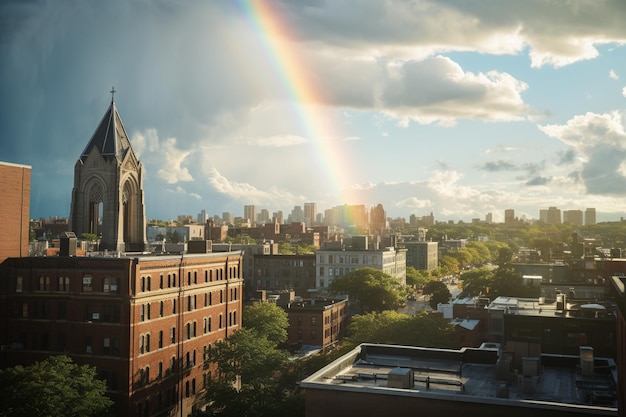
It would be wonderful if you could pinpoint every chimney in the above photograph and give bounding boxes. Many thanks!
[59,232,77,256]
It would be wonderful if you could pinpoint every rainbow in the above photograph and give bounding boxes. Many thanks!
[235,0,356,206]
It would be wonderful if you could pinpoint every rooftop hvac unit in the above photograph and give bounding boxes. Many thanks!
[522,357,540,377]
[387,368,414,389]
[580,346,594,376]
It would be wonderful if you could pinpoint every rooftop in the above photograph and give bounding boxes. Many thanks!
[301,343,618,415]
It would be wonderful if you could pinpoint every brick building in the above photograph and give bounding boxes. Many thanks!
[252,254,317,297]
[281,298,349,351]
[0,249,243,416]
[0,161,31,263]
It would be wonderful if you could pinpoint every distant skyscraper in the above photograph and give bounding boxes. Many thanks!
[585,208,597,225]
[563,210,583,226]
[272,211,284,224]
[485,213,493,224]
[370,203,387,235]
[289,205,304,223]
[244,205,256,225]
[222,212,234,225]
[547,206,561,224]
[197,209,208,224]
[258,208,270,225]
[304,202,317,226]
[504,209,515,225]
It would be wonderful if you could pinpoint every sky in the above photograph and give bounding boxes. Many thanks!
[2,0,626,223]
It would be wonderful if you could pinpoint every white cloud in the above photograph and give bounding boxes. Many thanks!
[623,86,626,98]
[610,69,619,80]
[131,129,193,184]
[538,112,626,195]
[207,168,307,206]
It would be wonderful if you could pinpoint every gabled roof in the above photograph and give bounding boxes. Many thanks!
[80,99,133,163]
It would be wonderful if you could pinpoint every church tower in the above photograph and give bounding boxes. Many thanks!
[70,89,147,252]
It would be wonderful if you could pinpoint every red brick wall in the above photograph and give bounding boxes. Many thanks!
[0,162,31,262]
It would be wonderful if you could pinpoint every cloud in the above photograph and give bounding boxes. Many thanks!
[131,130,193,184]
[623,86,626,98]
[539,111,626,195]
[525,176,551,186]
[207,168,307,207]
[379,56,530,125]
[610,69,619,80]
[479,160,517,172]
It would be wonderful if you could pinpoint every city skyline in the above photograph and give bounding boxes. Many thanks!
[2,1,626,223]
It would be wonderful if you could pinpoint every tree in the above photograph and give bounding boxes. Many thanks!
[460,267,494,297]
[206,328,288,384]
[346,310,454,348]
[438,255,460,276]
[327,268,405,312]
[405,266,434,289]
[243,302,289,346]
[0,355,112,417]
[423,280,452,309]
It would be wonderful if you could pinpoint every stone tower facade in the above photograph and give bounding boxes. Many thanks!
[70,93,147,252]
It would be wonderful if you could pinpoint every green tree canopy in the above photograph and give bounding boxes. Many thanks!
[460,267,494,297]
[0,355,112,417]
[327,267,405,312]
[438,255,460,276]
[206,328,288,384]
[405,266,435,289]
[243,302,289,346]
[346,310,454,348]
[422,280,452,309]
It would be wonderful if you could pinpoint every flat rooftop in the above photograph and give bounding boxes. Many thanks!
[301,343,618,415]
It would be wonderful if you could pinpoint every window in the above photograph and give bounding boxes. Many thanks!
[160,275,164,289]
[311,317,317,326]
[140,335,145,354]
[82,275,93,292]
[319,267,324,276]
[103,277,118,293]
[22,303,28,318]
[147,276,151,291]
[147,303,151,320]
[140,305,145,322]
[328,255,333,263]
[159,331,163,348]
[39,276,50,291]
[146,334,150,352]
[159,301,164,317]
[172,299,176,314]
[85,336,92,353]
[141,276,146,292]
[186,322,191,340]
[170,327,176,344]
[16,276,22,292]
[209,292,212,305]
[193,321,197,337]
[158,362,163,379]
[219,314,223,329]
[58,301,67,320]
[208,317,212,332]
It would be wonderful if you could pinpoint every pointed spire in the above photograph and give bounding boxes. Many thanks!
[79,89,133,163]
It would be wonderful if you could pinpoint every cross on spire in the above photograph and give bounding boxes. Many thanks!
[110,86,116,103]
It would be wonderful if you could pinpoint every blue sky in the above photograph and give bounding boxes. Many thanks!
[2,0,626,223]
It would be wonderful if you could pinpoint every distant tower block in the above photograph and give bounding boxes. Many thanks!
[69,89,148,252]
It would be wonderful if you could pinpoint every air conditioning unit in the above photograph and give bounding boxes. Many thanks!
[387,368,414,389]
[92,312,100,320]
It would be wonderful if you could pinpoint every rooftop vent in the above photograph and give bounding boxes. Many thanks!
[387,367,414,389]
[580,346,594,376]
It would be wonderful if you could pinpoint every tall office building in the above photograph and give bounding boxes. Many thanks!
[304,202,317,226]
[222,212,234,225]
[370,204,387,235]
[289,205,304,223]
[585,208,597,225]
[243,205,256,225]
[547,207,561,225]
[504,209,515,225]
[0,161,31,263]
[563,210,583,226]
[197,209,208,224]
